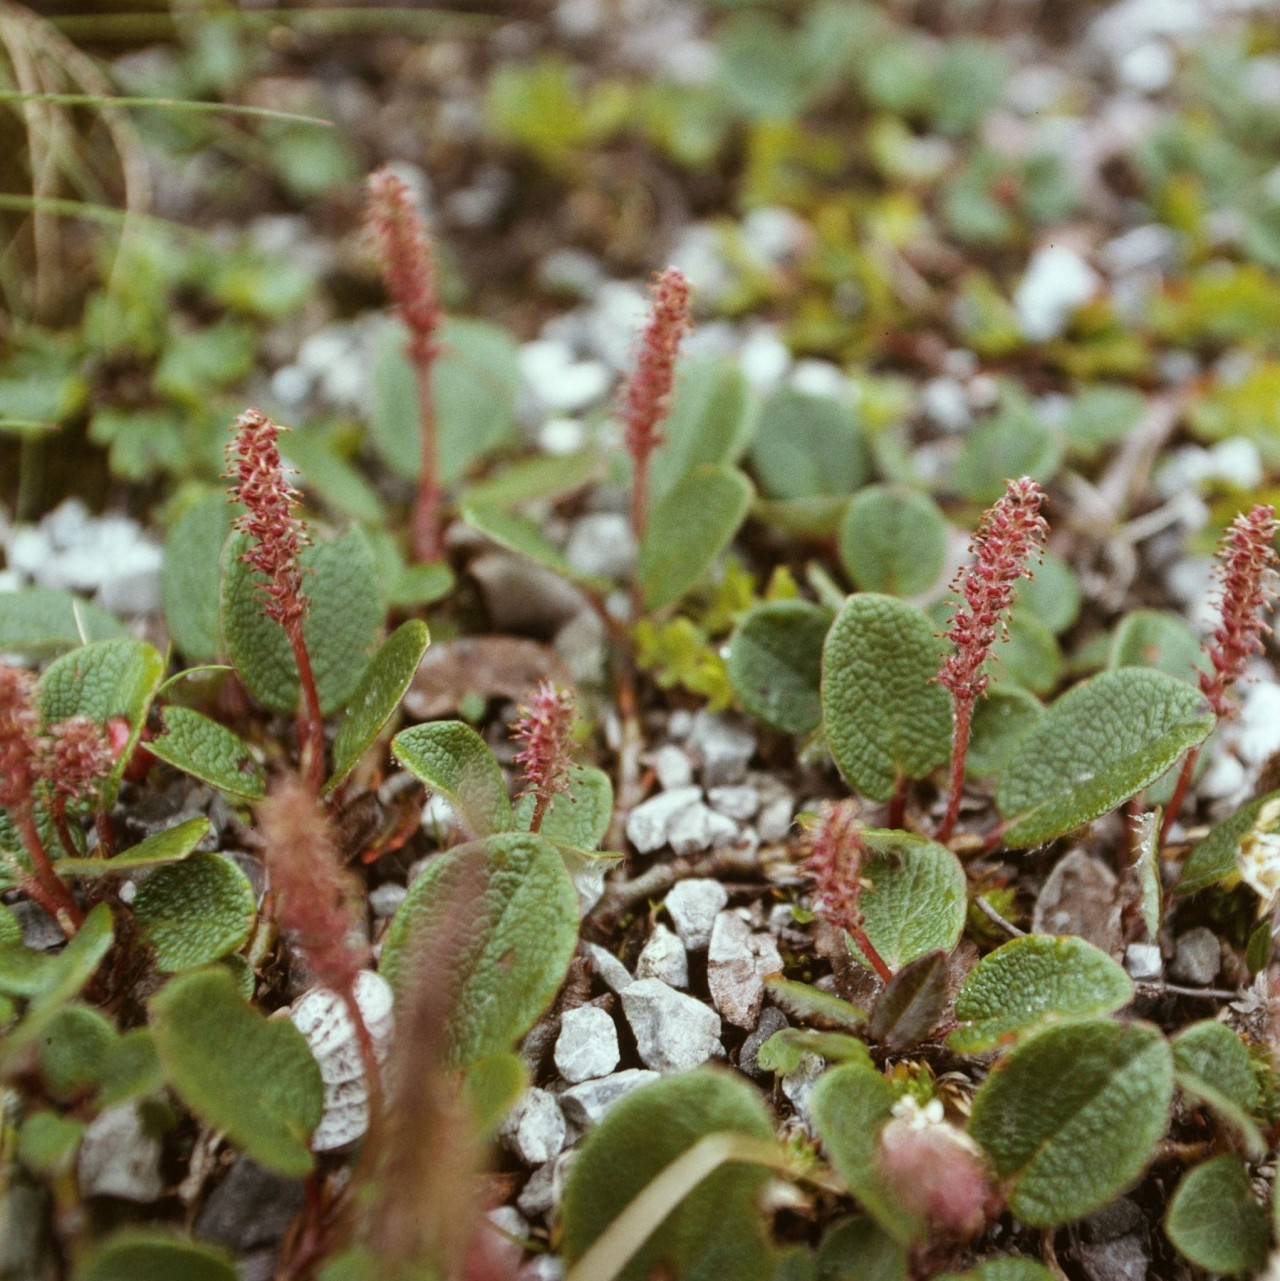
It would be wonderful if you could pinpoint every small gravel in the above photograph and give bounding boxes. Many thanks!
[554,1005,621,1084]
[1170,927,1220,986]
[621,978,724,1073]
[584,942,633,994]
[663,878,729,950]
[635,923,689,989]
[625,786,702,854]
[559,1069,661,1127]
[501,1087,568,1166]
[707,910,785,1029]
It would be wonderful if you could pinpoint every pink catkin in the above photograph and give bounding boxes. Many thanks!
[257,775,368,1000]
[44,716,114,803]
[936,477,1047,842]
[1200,504,1278,717]
[1162,504,1278,841]
[0,667,83,930]
[226,409,326,790]
[226,409,310,633]
[366,168,444,563]
[620,267,691,543]
[512,680,577,833]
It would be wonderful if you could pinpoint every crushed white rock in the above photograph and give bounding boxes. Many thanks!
[625,786,702,853]
[501,1087,568,1166]
[666,801,739,856]
[621,979,723,1073]
[1014,245,1101,342]
[559,1069,660,1127]
[554,1006,621,1084]
[707,911,785,1029]
[635,923,689,989]
[78,1104,164,1202]
[663,878,729,950]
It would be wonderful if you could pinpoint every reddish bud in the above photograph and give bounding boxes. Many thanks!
[512,680,577,832]
[876,1096,991,1239]
[43,716,114,804]
[366,167,442,364]
[803,799,865,939]
[0,665,41,812]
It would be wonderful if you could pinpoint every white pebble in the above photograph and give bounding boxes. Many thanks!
[664,878,729,950]
[635,923,689,989]
[554,1006,621,1084]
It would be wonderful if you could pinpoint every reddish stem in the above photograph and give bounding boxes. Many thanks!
[852,925,894,984]
[1159,746,1200,845]
[529,794,550,833]
[287,620,326,794]
[94,809,117,859]
[51,798,79,860]
[937,695,974,845]
[12,801,82,934]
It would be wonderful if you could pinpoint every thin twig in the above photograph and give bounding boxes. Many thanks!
[974,895,1025,938]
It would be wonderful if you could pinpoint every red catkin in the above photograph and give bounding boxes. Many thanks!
[936,476,1047,843]
[803,800,892,982]
[0,666,83,932]
[512,680,577,834]
[226,409,326,791]
[620,267,691,546]
[1162,504,1278,841]
[366,167,444,563]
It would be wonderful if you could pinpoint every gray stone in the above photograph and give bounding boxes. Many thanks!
[652,744,695,791]
[487,1206,529,1242]
[1124,942,1163,980]
[470,551,587,633]
[625,786,702,854]
[564,513,636,580]
[554,1005,621,1084]
[1078,1236,1150,1281]
[739,1007,789,1079]
[78,1105,163,1202]
[707,785,760,822]
[1171,927,1220,986]
[686,711,756,786]
[560,1069,661,1127]
[621,978,723,1073]
[195,1156,304,1250]
[12,899,64,951]
[780,1053,826,1130]
[635,923,689,989]
[501,1087,568,1166]
[707,911,784,1029]
[585,942,633,994]
[756,794,796,844]
[666,802,739,856]
[368,883,407,919]
[663,878,728,950]
[517,1159,559,1219]
[1033,849,1122,955]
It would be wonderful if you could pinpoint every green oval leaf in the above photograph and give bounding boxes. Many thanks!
[0,587,125,658]
[149,967,322,1176]
[854,830,967,971]
[997,615,1061,697]
[460,449,606,510]
[1108,608,1206,685]
[1016,550,1080,636]
[756,1029,872,1075]
[391,720,512,839]
[149,707,265,800]
[996,670,1215,848]
[222,524,384,716]
[953,406,1062,505]
[36,638,166,807]
[649,359,754,509]
[821,594,952,802]
[966,685,1042,779]
[560,1070,777,1281]
[763,974,868,1029]
[811,1061,921,1244]
[461,500,608,592]
[639,464,754,612]
[1172,1020,1265,1158]
[161,491,234,661]
[1178,789,1280,895]
[838,485,947,597]
[379,832,579,1067]
[948,935,1133,1054]
[1165,1156,1270,1276]
[370,317,520,486]
[937,1261,1055,1281]
[726,599,830,735]
[38,1003,116,1100]
[968,1018,1173,1227]
[75,1229,237,1281]
[57,817,211,879]
[750,388,870,501]
[326,619,430,794]
[36,902,115,1012]
[133,853,256,972]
